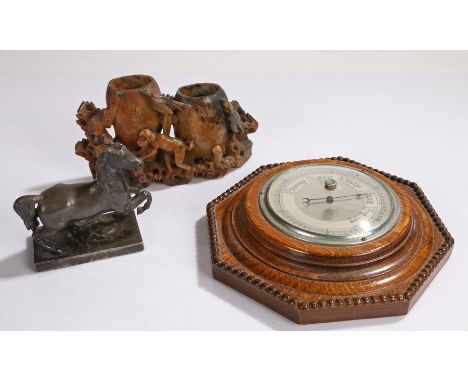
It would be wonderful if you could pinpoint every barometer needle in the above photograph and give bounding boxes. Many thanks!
[302,192,375,205]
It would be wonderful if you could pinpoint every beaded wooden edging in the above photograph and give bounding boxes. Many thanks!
[206,157,454,312]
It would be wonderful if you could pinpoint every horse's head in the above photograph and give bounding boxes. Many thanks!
[103,142,144,171]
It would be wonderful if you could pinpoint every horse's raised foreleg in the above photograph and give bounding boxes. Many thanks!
[128,190,152,215]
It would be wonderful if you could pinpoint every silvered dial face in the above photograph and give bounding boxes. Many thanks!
[259,164,401,245]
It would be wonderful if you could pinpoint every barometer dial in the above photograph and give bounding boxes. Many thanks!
[259,164,401,245]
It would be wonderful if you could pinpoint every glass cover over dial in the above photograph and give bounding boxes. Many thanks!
[259,164,402,245]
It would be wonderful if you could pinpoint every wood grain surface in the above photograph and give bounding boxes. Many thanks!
[207,158,454,324]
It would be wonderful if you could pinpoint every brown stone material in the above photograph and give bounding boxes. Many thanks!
[207,158,454,324]
[75,75,258,187]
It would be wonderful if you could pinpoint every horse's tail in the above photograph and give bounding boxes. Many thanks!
[13,195,42,231]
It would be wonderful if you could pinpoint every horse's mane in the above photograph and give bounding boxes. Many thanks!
[95,148,126,193]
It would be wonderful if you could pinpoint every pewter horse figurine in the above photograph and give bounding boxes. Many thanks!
[14,143,152,253]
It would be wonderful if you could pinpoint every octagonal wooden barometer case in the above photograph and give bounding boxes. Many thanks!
[207,157,454,324]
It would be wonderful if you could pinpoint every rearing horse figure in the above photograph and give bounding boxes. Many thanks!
[13,143,152,253]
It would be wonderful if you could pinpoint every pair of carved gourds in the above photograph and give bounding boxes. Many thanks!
[75,75,258,187]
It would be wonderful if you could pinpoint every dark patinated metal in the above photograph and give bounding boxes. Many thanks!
[13,142,152,271]
[33,212,143,271]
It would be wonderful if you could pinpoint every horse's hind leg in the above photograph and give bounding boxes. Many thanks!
[13,194,41,231]
[33,227,63,255]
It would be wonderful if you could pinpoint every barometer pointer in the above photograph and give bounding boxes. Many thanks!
[302,192,376,206]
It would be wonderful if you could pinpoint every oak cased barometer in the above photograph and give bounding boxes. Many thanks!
[207,158,453,324]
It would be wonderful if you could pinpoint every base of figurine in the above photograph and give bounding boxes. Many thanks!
[33,212,143,272]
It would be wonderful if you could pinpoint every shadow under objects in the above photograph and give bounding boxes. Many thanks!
[0,237,35,278]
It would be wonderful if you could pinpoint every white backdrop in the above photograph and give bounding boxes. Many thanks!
[0,51,466,330]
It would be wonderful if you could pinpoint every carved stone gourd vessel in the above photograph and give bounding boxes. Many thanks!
[75,75,258,187]
[174,83,257,178]
[106,75,162,150]
[207,157,454,324]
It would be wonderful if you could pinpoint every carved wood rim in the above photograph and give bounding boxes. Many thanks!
[206,157,454,311]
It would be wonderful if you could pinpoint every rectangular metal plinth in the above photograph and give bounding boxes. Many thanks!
[33,212,144,272]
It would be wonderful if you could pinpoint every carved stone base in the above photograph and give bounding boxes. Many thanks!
[33,212,143,272]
